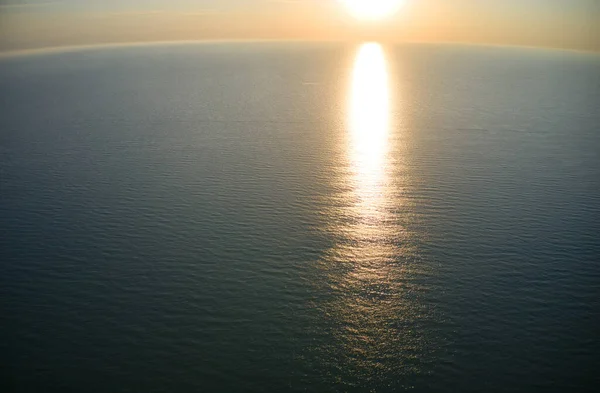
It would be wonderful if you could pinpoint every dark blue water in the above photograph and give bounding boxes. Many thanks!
[1,42,599,392]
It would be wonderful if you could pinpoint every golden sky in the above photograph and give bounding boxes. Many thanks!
[1,0,599,53]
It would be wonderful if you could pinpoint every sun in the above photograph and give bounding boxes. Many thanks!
[341,0,405,20]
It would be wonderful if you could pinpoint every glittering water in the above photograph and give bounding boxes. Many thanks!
[1,42,599,392]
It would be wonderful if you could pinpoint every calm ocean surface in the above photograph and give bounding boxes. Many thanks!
[1,42,599,392]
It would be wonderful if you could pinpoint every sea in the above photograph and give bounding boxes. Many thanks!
[1,42,599,392]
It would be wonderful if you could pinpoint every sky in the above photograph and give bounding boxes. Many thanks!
[1,0,599,52]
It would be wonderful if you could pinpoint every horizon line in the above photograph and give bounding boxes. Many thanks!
[1,39,599,60]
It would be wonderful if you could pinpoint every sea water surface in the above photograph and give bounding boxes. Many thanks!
[1,42,599,392]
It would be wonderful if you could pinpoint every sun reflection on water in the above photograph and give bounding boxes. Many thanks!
[349,42,391,226]
[316,43,430,384]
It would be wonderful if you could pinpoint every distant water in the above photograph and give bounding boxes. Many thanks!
[1,42,599,392]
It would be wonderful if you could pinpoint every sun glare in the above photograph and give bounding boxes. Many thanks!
[341,0,405,20]
[349,43,390,204]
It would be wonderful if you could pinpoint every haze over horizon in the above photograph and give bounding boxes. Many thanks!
[1,0,599,53]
